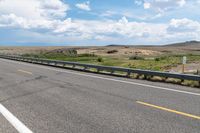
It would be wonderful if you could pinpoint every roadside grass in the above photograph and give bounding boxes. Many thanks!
[22,53,200,71]
[21,53,200,87]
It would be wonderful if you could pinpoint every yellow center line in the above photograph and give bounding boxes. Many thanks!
[136,101,200,120]
[17,69,33,75]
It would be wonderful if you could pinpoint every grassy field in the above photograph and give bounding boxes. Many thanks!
[22,52,200,72]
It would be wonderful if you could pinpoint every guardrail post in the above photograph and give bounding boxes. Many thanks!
[197,69,200,75]
[181,79,184,83]
[145,75,152,80]
[97,68,101,73]
[111,70,114,74]
[84,66,88,71]
[126,70,131,78]
[162,77,168,82]
[199,81,200,88]
[143,75,147,80]
[135,74,140,79]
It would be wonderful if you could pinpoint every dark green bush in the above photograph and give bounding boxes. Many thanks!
[155,57,160,61]
[97,57,103,62]
[129,56,144,60]
[107,50,118,54]
[78,53,97,57]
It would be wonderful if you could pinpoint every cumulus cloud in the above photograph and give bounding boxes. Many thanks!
[163,18,200,42]
[1,14,161,41]
[167,18,200,33]
[39,0,69,19]
[75,1,91,11]
[0,0,69,19]
[1,10,199,43]
[51,16,167,41]
[0,0,69,31]
[0,14,57,29]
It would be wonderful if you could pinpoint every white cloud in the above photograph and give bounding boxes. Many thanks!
[161,18,200,43]
[167,18,200,33]
[2,11,199,43]
[94,35,117,41]
[177,0,186,7]
[144,2,151,9]
[143,0,186,12]
[75,1,91,11]
[0,0,69,19]
[0,13,56,29]
[100,11,117,17]
[118,16,128,24]
[0,0,69,30]
[39,0,69,19]
[51,16,167,41]
[100,10,159,21]
[0,0,199,44]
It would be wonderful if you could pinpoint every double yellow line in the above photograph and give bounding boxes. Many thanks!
[137,101,200,120]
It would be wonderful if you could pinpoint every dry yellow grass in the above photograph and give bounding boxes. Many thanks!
[0,46,162,56]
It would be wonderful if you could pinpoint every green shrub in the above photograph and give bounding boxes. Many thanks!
[107,50,118,54]
[155,57,160,61]
[78,53,97,57]
[129,56,144,60]
[97,57,103,62]
[65,49,77,56]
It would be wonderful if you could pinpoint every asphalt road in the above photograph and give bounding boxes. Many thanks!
[0,58,200,133]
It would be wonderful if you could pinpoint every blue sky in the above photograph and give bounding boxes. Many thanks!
[0,0,200,46]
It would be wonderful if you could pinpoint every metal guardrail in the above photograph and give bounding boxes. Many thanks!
[0,55,200,85]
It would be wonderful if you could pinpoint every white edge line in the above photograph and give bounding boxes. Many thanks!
[0,104,33,133]
[1,58,200,96]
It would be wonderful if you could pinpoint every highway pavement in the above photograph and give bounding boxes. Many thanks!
[0,58,200,133]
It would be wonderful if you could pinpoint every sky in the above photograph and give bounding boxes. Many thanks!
[0,0,200,46]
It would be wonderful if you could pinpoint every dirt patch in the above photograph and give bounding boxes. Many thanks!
[77,47,161,56]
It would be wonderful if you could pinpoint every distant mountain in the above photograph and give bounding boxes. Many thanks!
[106,44,125,47]
[165,40,200,47]
[106,41,200,48]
